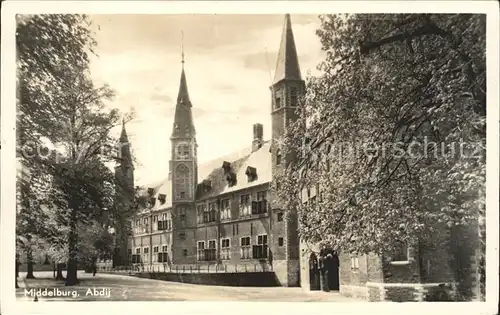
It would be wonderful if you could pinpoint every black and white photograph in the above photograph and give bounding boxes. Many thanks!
[1,1,499,314]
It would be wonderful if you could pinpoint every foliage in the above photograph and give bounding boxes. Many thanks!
[16,14,133,283]
[275,14,486,258]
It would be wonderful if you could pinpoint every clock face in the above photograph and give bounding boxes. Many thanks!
[176,142,190,159]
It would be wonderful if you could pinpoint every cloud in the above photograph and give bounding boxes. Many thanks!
[150,90,173,103]
[89,14,323,186]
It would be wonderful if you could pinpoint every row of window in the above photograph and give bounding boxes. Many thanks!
[133,208,187,233]
[133,211,285,238]
[273,86,300,110]
[195,235,284,261]
[196,191,268,224]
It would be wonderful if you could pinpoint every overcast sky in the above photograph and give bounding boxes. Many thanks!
[88,14,324,187]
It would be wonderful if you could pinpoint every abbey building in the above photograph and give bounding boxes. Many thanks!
[121,14,303,287]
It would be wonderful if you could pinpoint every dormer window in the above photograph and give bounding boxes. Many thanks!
[148,197,156,208]
[290,87,298,106]
[274,89,281,110]
[158,194,166,204]
[245,166,257,182]
[276,149,282,166]
[226,172,237,187]
[222,161,231,174]
[147,187,155,197]
[202,180,212,192]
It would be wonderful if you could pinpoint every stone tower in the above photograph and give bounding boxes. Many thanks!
[170,57,198,264]
[114,120,135,267]
[270,14,305,287]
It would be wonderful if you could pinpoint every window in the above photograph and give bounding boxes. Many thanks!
[183,249,188,257]
[153,246,159,253]
[132,249,141,264]
[158,213,165,230]
[278,237,284,247]
[221,238,230,260]
[179,206,187,226]
[179,232,186,240]
[257,235,268,245]
[290,87,298,106]
[239,194,251,217]
[158,245,168,263]
[253,235,268,259]
[277,212,284,222]
[220,199,231,221]
[153,215,158,223]
[251,191,267,214]
[276,149,282,165]
[197,204,206,224]
[207,202,217,222]
[274,90,281,110]
[392,241,409,262]
[207,240,216,261]
[240,237,251,259]
[351,257,360,269]
[167,213,172,230]
[257,191,267,201]
[144,247,149,254]
[144,218,148,225]
[127,249,132,255]
[175,164,191,199]
[197,241,205,261]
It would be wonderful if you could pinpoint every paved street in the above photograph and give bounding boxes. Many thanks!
[16,271,360,302]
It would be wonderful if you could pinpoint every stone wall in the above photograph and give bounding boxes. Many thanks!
[133,271,280,287]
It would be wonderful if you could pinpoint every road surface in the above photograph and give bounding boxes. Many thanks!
[16,271,360,302]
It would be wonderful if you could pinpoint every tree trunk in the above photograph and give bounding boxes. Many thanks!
[55,263,65,280]
[26,249,36,279]
[16,259,20,288]
[65,209,79,286]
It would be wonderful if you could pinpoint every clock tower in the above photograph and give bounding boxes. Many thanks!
[170,54,198,263]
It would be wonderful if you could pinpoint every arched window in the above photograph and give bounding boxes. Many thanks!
[175,164,191,199]
[276,149,282,165]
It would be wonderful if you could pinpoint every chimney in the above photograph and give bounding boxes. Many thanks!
[252,123,263,152]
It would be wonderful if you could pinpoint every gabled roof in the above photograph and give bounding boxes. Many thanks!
[273,14,302,84]
[144,141,271,211]
[171,67,196,139]
[195,141,271,200]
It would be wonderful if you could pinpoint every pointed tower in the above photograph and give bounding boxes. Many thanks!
[270,14,305,287]
[114,120,135,267]
[116,119,135,195]
[170,48,198,264]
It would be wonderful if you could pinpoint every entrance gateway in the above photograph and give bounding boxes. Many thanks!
[309,248,340,291]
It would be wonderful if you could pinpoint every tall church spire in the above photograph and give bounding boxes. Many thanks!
[119,119,133,167]
[172,39,196,139]
[273,14,302,84]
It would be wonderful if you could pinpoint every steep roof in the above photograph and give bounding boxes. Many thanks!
[273,14,302,84]
[171,67,196,139]
[145,141,271,211]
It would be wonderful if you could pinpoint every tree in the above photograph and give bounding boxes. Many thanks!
[16,14,123,286]
[275,14,485,298]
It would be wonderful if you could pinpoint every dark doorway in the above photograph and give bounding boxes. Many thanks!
[309,253,320,290]
[321,248,340,291]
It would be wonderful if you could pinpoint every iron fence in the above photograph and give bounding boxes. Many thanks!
[100,262,273,274]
